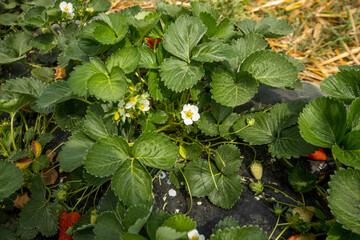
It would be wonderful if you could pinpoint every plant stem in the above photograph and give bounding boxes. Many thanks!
[267,198,299,208]
[75,98,92,105]
[21,60,42,68]
[10,112,17,151]
[0,141,9,157]
[177,162,193,215]
[264,185,302,206]
[269,215,280,239]
[274,225,290,240]
[332,151,341,170]
[282,157,294,167]
[19,112,28,131]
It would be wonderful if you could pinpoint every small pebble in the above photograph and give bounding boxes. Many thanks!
[175,209,180,213]
[166,179,172,185]
[255,196,261,201]
[197,201,202,206]
[159,171,166,179]
[168,189,177,197]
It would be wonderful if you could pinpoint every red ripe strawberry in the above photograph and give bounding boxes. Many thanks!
[145,38,162,50]
[58,211,81,240]
[288,234,315,240]
[307,147,327,161]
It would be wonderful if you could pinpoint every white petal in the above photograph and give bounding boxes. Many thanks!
[125,102,134,109]
[189,105,198,113]
[60,1,67,9]
[199,235,205,240]
[182,104,191,111]
[139,99,150,106]
[181,111,186,120]
[125,113,130,117]
[184,118,193,125]
[187,230,199,238]
[192,112,200,121]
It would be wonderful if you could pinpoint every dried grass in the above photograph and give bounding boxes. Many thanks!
[111,0,360,84]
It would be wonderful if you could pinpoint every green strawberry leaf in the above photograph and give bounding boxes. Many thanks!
[97,190,119,214]
[1,77,45,98]
[190,1,220,20]
[132,132,179,169]
[145,211,171,240]
[87,0,111,12]
[127,11,160,43]
[31,67,55,83]
[4,31,33,56]
[214,144,242,176]
[235,19,257,34]
[320,69,360,104]
[211,18,235,40]
[332,130,360,168]
[106,47,140,74]
[123,203,153,234]
[31,33,57,53]
[83,104,118,141]
[68,62,102,97]
[288,165,316,193]
[160,57,205,92]
[88,67,127,102]
[84,135,130,177]
[93,212,124,240]
[197,111,219,137]
[328,168,360,235]
[138,45,158,69]
[163,15,207,62]
[156,215,196,240]
[58,130,95,172]
[228,33,268,71]
[23,6,48,27]
[255,17,293,38]
[184,158,220,197]
[156,1,189,17]
[269,125,317,159]
[208,173,242,209]
[212,217,239,234]
[210,67,258,107]
[348,98,360,131]
[240,50,298,88]
[148,71,164,101]
[36,80,77,109]
[111,159,152,206]
[326,222,360,240]
[0,161,23,202]
[298,97,348,148]
[191,41,236,62]
[210,226,268,240]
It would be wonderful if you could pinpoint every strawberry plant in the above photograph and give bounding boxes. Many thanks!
[0,0,359,239]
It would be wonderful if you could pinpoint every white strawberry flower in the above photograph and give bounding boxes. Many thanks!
[187,229,205,240]
[181,104,200,125]
[85,7,94,13]
[139,100,150,112]
[101,103,112,112]
[65,12,74,19]
[60,2,74,13]
[125,97,138,109]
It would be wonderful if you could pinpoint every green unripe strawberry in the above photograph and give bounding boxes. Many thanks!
[57,190,67,201]
[90,209,98,224]
[250,161,263,180]
[249,182,263,195]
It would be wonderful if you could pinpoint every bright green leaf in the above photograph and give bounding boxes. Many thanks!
[106,47,140,74]
[0,161,23,202]
[214,144,241,176]
[192,41,236,62]
[332,130,360,168]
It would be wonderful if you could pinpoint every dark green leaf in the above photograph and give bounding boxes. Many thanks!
[288,165,316,193]
[0,161,23,202]
[163,15,207,62]
[211,68,258,107]
[58,130,95,172]
[210,226,268,240]
[138,45,158,69]
[214,144,242,176]
[212,217,239,234]
[241,50,298,88]
[321,70,360,104]
[160,57,205,92]
[111,159,152,206]
[332,130,360,168]
[299,97,347,148]
[197,111,219,137]
[192,41,236,62]
[1,77,45,98]
[31,33,57,53]
[93,212,124,240]
[255,17,293,38]
[36,80,77,109]
[84,135,130,177]
[184,159,219,197]
[326,222,360,240]
[132,132,179,169]
[31,68,55,83]
[348,98,360,131]
[328,168,360,235]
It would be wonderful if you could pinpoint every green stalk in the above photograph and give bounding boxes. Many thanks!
[282,157,294,167]
[264,185,302,206]
[269,215,280,239]
[177,162,193,215]
[274,225,290,240]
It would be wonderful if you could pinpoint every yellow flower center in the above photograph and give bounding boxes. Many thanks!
[191,236,199,240]
[86,7,93,12]
[64,6,69,11]
[185,110,193,119]
[140,103,146,110]
[66,13,72,18]
[129,97,137,103]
